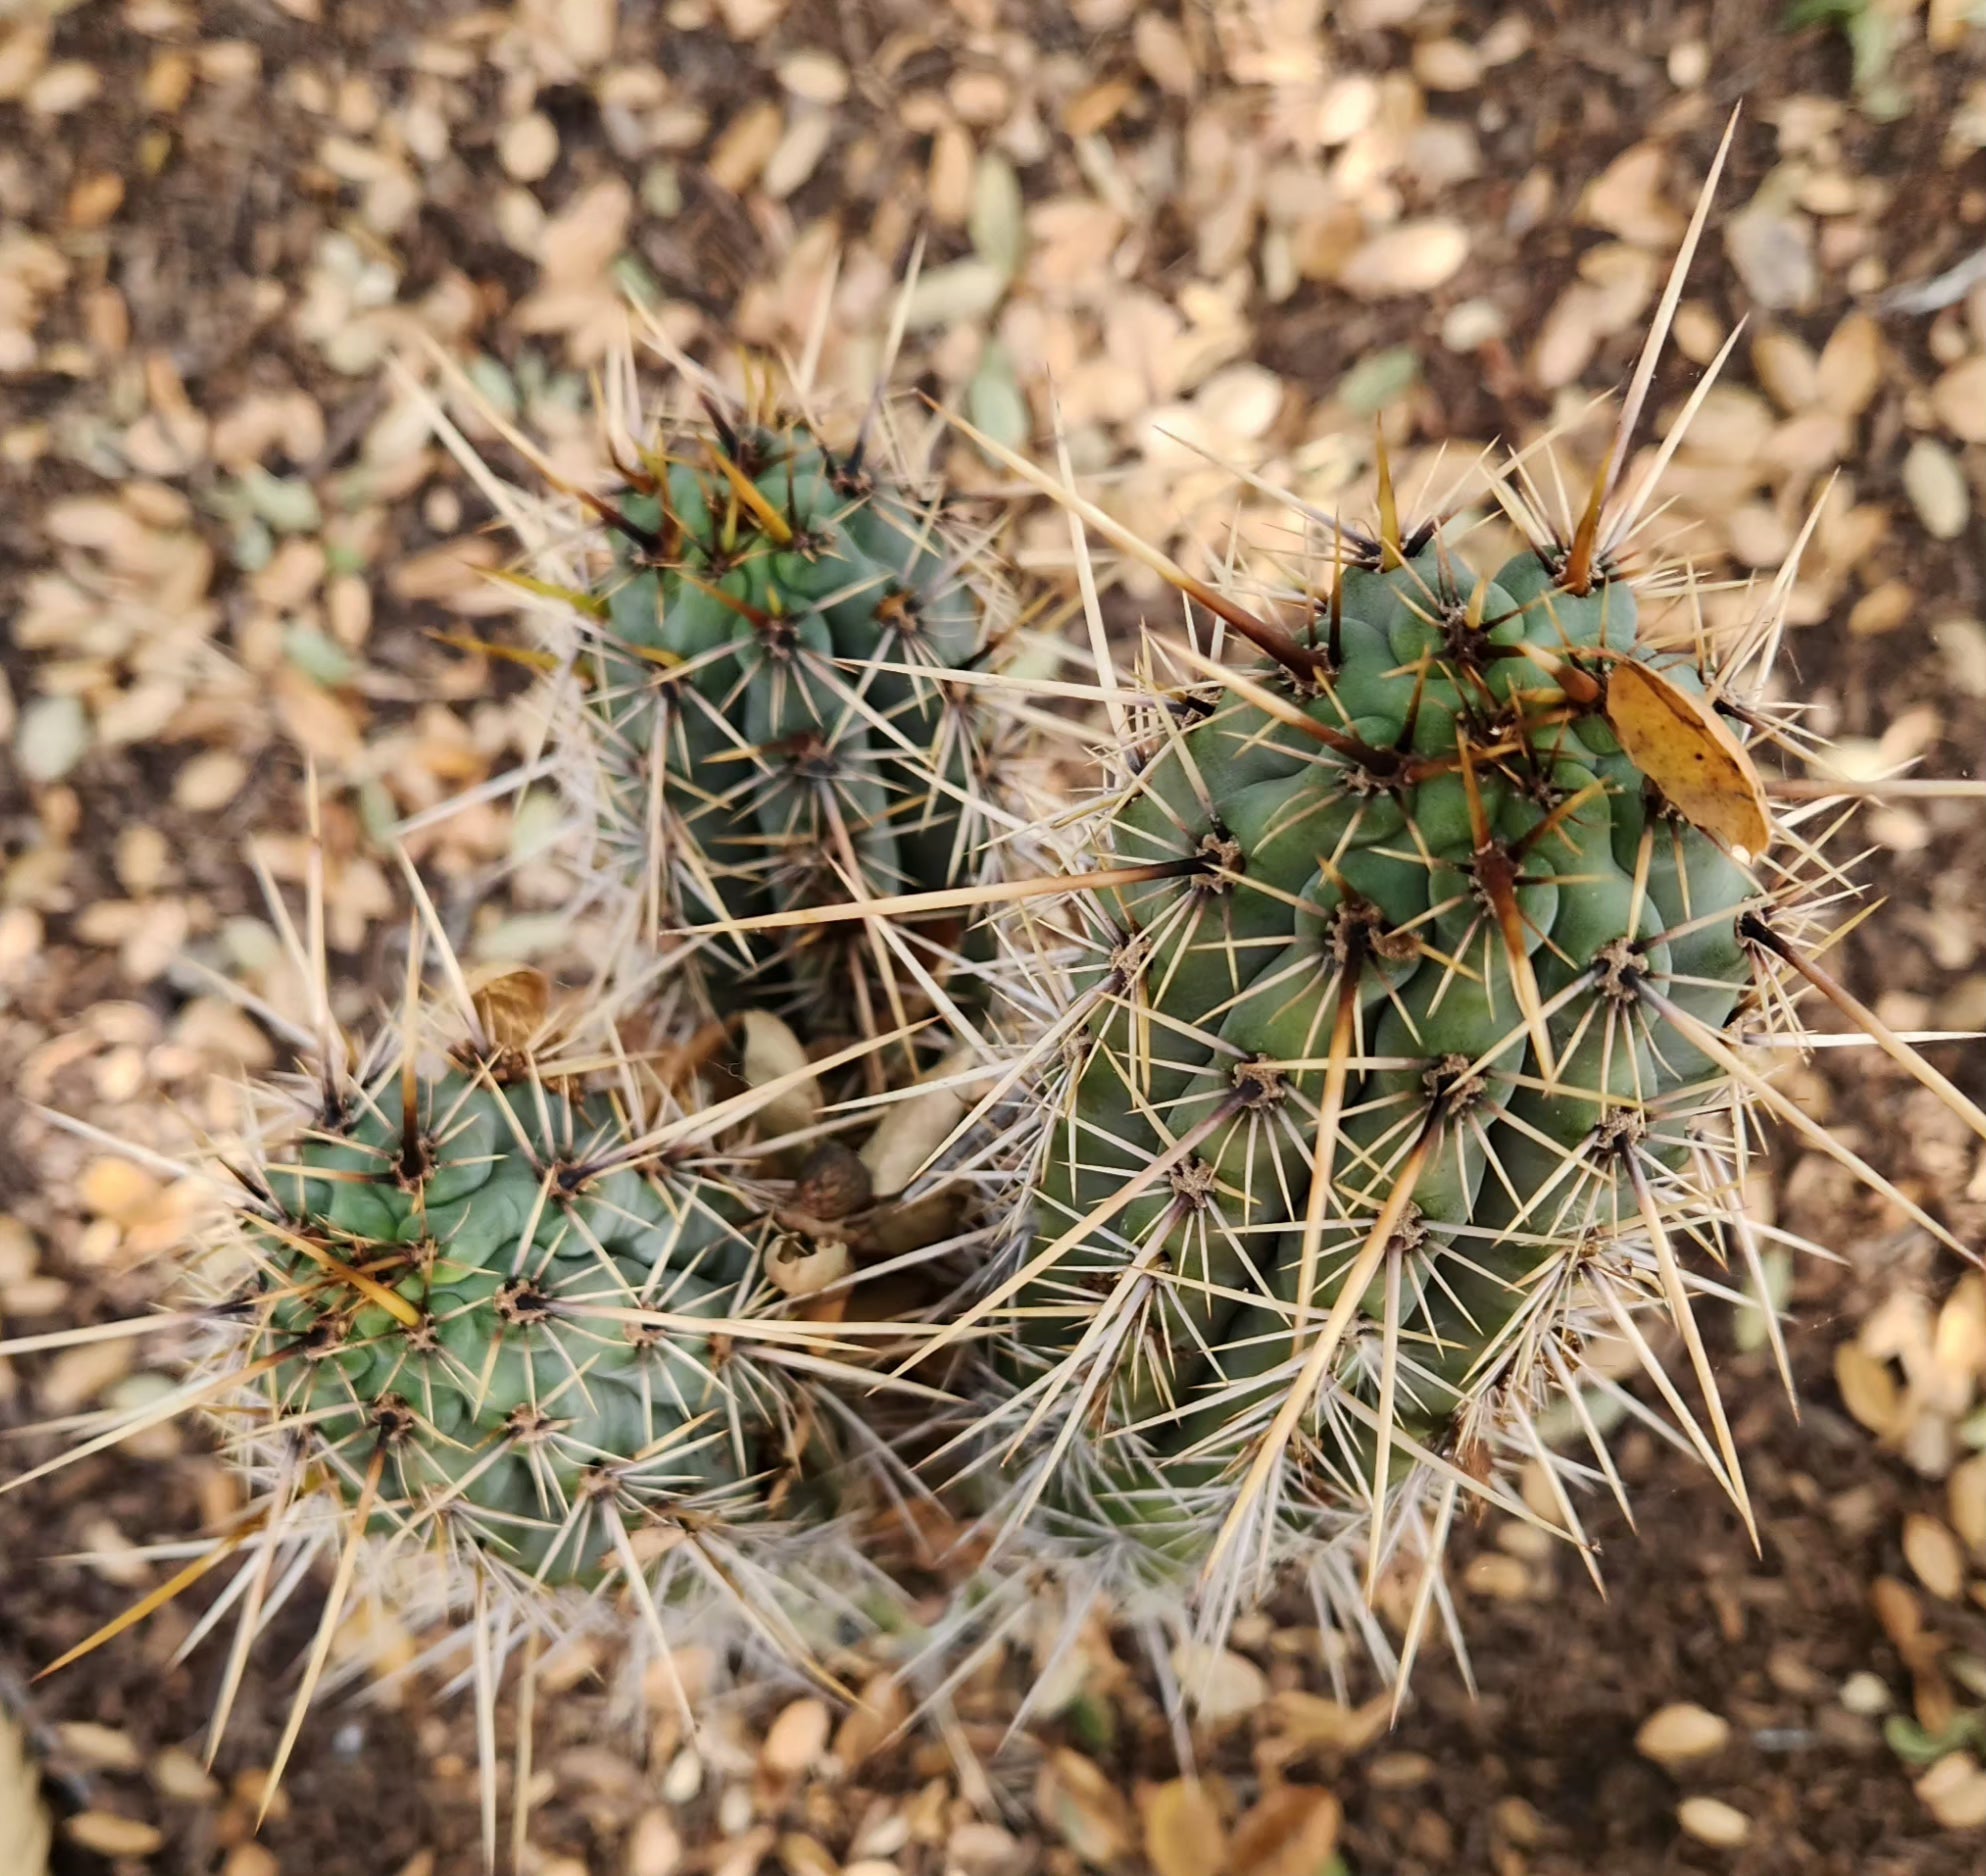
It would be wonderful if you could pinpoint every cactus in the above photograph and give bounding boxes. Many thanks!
[250,1047,799,1589]
[564,386,1022,1038]
[960,518,1759,1608]
[922,139,1986,1673]
[3,910,970,1828]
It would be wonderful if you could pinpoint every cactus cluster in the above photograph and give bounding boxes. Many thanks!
[11,144,1984,1860]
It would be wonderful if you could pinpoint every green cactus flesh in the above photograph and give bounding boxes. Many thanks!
[581,418,1001,1022]
[254,1065,790,1585]
[1004,542,1766,1572]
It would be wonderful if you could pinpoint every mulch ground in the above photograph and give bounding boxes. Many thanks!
[5,1,1986,1872]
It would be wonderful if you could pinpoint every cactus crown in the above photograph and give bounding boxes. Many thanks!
[256,1038,791,1588]
[977,512,1769,1596]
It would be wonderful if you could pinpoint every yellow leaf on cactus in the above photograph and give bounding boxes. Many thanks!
[466,963,551,1052]
[1605,658,1773,861]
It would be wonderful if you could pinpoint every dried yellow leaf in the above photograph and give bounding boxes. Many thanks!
[1634,1701,1731,1766]
[1676,1796,1751,1848]
[0,1710,51,1876]
[1140,1778,1230,1876]
[63,1813,163,1858]
[1917,1752,1986,1830]
[1605,659,1772,861]
[739,1009,822,1137]
[467,965,551,1053]
[1833,1342,1903,1439]
[760,1696,831,1778]
[859,1046,978,1200]
[1170,1639,1270,1725]
[1233,1786,1341,1876]
[1903,1513,1967,1602]
[1264,1688,1392,1755]
[1951,1454,1986,1560]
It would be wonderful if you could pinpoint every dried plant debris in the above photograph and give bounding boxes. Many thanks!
[0,1703,53,1876]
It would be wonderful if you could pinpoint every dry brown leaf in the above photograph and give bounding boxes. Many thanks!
[1170,1639,1270,1725]
[1930,0,1977,48]
[739,1009,821,1136]
[859,1048,976,1198]
[1676,1796,1751,1848]
[1816,311,1883,420]
[831,1672,908,1769]
[536,176,632,281]
[1133,13,1198,96]
[765,1233,851,1299]
[760,1696,830,1778]
[1037,1748,1136,1866]
[1339,219,1469,297]
[1835,1342,1903,1437]
[467,964,550,1053]
[388,536,507,608]
[1752,328,1820,412]
[1579,142,1684,247]
[1264,1689,1392,1757]
[0,1708,51,1876]
[271,666,365,768]
[64,1812,163,1858]
[1904,438,1971,541]
[1232,1786,1340,1876]
[0,26,52,106]
[1951,1454,1986,1559]
[1635,1702,1731,1766]
[1140,1779,1229,1876]
[625,1809,682,1876]
[1931,356,1986,445]
[1903,1514,1967,1601]
[1917,1752,1986,1829]
[1606,661,1772,860]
